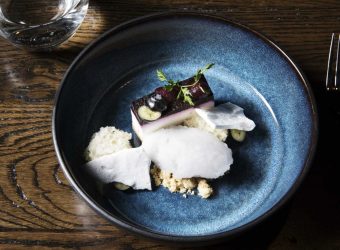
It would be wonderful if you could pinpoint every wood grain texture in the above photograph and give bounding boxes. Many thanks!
[0,0,339,249]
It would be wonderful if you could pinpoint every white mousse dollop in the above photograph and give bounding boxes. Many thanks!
[195,102,256,131]
[142,126,233,179]
[84,147,152,190]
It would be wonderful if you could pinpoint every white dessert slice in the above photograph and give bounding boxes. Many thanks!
[84,147,152,190]
[132,100,214,140]
[131,74,216,140]
[195,102,256,131]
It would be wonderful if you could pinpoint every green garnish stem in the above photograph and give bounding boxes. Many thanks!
[156,63,214,106]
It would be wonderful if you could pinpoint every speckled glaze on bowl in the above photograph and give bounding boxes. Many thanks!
[52,13,318,244]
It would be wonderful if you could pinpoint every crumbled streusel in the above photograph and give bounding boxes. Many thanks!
[150,166,213,198]
[197,179,213,198]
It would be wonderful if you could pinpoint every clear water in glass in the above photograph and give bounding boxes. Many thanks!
[0,0,89,50]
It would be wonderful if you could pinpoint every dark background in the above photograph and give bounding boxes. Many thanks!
[0,1,339,249]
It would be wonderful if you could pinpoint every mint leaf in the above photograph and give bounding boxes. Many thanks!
[156,64,213,106]
[203,63,215,71]
[177,89,182,99]
[168,79,178,85]
[194,63,215,83]
[157,70,167,82]
[194,69,201,82]
[183,93,194,106]
[164,84,173,91]
[181,87,194,106]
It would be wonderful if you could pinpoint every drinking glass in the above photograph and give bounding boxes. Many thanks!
[0,0,89,50]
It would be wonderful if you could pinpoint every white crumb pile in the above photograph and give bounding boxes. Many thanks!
[183,113,228,141]
[150,166,213,199]
[84,126,132,161]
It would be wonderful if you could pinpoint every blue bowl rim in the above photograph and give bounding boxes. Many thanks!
[52,12,318,244]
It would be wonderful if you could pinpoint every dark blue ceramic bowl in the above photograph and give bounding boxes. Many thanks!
[53,13,317,244]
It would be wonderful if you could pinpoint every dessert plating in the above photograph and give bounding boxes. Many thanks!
[83,64,256,199]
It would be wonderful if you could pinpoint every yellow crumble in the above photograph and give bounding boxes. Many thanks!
[150,166,213,198]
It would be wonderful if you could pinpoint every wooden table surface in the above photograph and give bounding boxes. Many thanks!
[1,0,340,249]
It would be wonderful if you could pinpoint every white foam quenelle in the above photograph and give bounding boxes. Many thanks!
[195,102,256,131]
[142,126,233,179]
[84,147,152,190]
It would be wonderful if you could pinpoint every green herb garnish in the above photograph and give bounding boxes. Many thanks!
[180,87,194,106]
[194,63,215,83]
[156,63,214,106]
[157,70,179,92]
